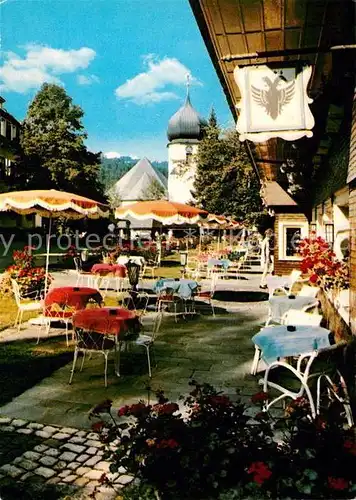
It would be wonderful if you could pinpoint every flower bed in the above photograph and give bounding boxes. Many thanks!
[1,246,50,297]
[90,382,356,499]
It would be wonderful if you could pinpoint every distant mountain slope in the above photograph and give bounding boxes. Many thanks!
[99,155,168,191]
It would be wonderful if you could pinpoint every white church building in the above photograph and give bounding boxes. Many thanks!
[111,87,206,207]
[167,88,206,204]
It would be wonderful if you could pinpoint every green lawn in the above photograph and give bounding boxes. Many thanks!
[0,338,73,407]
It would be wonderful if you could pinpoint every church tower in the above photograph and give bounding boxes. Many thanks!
[167,78,206,203]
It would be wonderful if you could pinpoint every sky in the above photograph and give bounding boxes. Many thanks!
[0,0,234,161]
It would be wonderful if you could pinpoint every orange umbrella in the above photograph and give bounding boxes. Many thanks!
[115,200,207,225]
[0,189,110,293]
[0,189,108,218]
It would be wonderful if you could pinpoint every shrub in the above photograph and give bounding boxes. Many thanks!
[89,382,356,499]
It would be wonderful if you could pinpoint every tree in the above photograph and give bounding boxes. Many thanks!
[20,83,104,200]
[140,178,166,200]
[193,111,266,227]
[106,188,122,209]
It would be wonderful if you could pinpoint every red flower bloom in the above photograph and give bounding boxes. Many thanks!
[328,476,349,490]
[208,395,231,407]
[118,405,130,417]
[247,462,272,485]
[129,403,150,417]
[92,399,113,414]
[91,421,105,432]
[157,438,179,449]
[343,440,356,455]
[251,391,269,403]
[153,403,179,415]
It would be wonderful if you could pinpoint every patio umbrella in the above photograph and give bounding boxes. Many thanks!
[0,189,110,293]
[115,200,207,225]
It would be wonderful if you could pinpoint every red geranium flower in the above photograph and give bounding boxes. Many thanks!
[91,421,105,432]
[328,476,349,490]
[344,440,356,455]
[247,461,272,484]
[129,403,150,417]
[251,391,268,403]
[118,405,130,417]
[153,403,179,415]
[92,399,113,414]
[208,395,231,407]
[157,438,179,449]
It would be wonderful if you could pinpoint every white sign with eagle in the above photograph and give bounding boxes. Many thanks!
[234,65,314,142]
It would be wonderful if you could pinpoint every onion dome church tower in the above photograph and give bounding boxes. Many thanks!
[167,77,206,203]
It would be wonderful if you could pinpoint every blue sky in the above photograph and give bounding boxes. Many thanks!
[0,0,233,161]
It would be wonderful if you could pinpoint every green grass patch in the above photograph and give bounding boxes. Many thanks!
[0,338,73,406]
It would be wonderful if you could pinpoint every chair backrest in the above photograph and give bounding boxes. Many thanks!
[289,269,302,285]
[299,285,319,298]
[151,313,163,340]
[11,279,22,306]
[158,287,175,300]
[73,257,82,273]
[284,310,323,327]
[210,273,218,293]
[74,327,111,350]
[117,256,129,265]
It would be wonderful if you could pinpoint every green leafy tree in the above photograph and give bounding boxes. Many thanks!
[106,188,122,209]
[20,83,104,200]
[194,111,266,227]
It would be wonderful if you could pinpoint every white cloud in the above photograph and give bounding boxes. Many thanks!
[115,54,200,105]
[0,44,96,93]
[104,151,123,159]
[77,74,100,85]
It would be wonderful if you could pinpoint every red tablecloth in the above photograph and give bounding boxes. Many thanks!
[91,263,127,277]
[44,287,103,317]
[73,307,140,337]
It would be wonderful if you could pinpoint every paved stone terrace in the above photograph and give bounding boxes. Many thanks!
[0,271,269,497]
[0,416,131,499]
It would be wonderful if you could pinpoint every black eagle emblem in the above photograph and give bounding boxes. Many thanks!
[251,76,295,120]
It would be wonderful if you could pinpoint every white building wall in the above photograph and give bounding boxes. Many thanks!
[167,142,199,203]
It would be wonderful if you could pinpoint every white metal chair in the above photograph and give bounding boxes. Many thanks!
[74,257,93,287]
[156,287,182,322]
[127,313,163,377]
[40,302,74,346]
[298,285,320,298]
[11,279,43,331]
[282,310,323,327]
[260,341,354,427]
[143,256,159,278]
[251,311,323,376]
[69,327,117,387]
[195,273,217,317]
[267,270,303,298]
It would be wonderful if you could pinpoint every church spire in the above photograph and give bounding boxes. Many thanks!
[185,73,191,104]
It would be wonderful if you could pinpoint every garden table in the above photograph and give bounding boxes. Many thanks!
[44,286,103,317]
[252,325,331,365]
[153,278,199,299]
[268,296,318,323]
[72,307,141,378]
[72,307,140,337]
[91,263,127,277]
[207,258,231,270]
